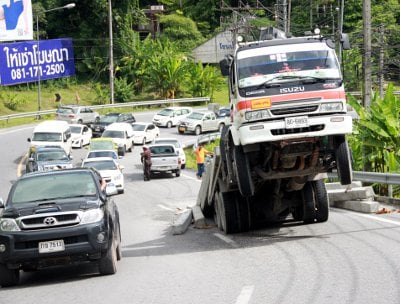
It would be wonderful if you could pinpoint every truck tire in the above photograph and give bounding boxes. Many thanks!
[236,195,251,232]
[219,191,240,234]
[214,191,223,230]
[0,264,19,287]
[233,145,254,197]
[218,123,225,133]
[99,237,117,275]
[335,136,352,185]
[195,125,202,135]
[301,181,317,224]
[313,180,329,222]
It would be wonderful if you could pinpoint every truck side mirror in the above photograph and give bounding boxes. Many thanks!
[219,58,230,76]
[340,33,351,50]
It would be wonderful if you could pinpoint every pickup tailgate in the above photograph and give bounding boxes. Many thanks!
[149,144,180,172]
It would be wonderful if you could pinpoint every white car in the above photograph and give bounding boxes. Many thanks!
[101,122,135,155]
[81,157,125,194]
[152,106,192,128]
[70,124,93,148]
[131,122,160,145]
[153,137,186,169]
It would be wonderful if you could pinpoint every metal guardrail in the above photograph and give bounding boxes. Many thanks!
[0,97,211,122]
[328,171,400,185]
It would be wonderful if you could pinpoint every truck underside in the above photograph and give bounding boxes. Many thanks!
[199,126,352,234]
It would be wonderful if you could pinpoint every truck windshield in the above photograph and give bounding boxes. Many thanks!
[237,43,341,88]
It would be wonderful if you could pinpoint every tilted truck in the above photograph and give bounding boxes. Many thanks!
[198,28,353,234]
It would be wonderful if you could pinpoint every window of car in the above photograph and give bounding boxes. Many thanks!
[132,124,146,131]
[83,160,118,171]
[102,130,124,138]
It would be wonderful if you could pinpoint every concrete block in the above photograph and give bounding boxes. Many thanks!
[325,181,362,191]
[192,205,206,228]
[327,186,375,202]
[172,209,193,235]
[331,200,379,213]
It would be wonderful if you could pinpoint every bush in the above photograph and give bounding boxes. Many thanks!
[1,93,27,111]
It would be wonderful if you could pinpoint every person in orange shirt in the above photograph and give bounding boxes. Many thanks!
[194,143,212,179]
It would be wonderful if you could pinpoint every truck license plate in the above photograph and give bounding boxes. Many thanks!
[38,239,65,253]
[285,116,308,129]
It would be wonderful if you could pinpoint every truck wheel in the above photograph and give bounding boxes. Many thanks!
[218,123,225,133]
[313,180,329,222]
[214,191,223,230]
[116,223,122,261]
[0,264,19,287]
[166,121,172,128]
[335,136,352,185]
[99,238,117,275]
[195,126,202,135]
[301,181,317,224]
[233,145,254,197]
[220,191,240,234]
[236,194,251,232]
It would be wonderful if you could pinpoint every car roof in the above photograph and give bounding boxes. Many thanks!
[106,122,133,129]
[154,137,179,143]
[31,145,66,152]
[105,112,123,116]
[82,157,116,163]
[21,167,96,179]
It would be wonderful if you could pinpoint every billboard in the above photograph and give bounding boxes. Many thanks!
[0,0,33,41]
[0,38,75,86]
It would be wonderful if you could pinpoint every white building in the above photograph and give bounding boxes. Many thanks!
[191,31,234,64]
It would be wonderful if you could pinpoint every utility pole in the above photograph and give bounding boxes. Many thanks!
[378,24,385,99]
[362,0,372,107]
[108,0,115,104]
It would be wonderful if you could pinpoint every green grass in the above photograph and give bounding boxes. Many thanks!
[184,140,219,170]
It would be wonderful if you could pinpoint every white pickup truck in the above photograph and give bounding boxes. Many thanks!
[148,144,181,177]
[177,110,230,135]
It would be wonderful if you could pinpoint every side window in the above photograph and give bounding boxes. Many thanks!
[83,126,88,133]
[148,125,154,130]
[230,62,236,95]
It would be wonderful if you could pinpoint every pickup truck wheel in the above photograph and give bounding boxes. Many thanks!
[166,121,172,128]
[175,170,181,177]
[313,180,329,222]
[233,145,254,197]
[335,136,352,185]
[220,191,240,234]
[0,264,19,287]
[99,238,117,275]
[218,123,225,133]
[195,126,202,135]
[301,181,317,224]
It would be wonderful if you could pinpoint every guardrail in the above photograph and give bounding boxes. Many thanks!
[0,97,211,123]
[328,171,400,198]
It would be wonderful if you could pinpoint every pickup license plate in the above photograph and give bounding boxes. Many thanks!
[285,116,308,129]
[38,239,65,253]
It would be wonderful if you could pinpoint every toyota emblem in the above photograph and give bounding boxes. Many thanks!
[43,217,57,226]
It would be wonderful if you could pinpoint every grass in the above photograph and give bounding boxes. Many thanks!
[184,140,219,170]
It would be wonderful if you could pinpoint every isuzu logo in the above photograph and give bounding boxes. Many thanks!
[43,217,57,226]
[280,86,305,94]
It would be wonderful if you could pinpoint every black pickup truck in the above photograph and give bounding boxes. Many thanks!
[0,168,122,287]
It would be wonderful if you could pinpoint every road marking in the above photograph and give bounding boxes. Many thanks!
[353,213,400,226]
[181,172,202,182]
[213,233,239,248]
[235,285,255,304]
[157,204,175,212]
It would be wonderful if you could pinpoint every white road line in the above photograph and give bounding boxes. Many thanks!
[213,233,239,248]
[181,172,201,181]
[157,204,175,212]
[235,285,255,304]
[353,213,400,226]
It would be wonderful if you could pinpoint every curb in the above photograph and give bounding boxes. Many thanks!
[172,209,193,235]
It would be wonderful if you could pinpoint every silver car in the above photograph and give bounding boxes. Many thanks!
[56,105,100,125]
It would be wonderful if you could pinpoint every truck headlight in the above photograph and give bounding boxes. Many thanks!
[80,209,104,224]
[320,102,343,112]
[0,218,21,232]
[245,110,270,121]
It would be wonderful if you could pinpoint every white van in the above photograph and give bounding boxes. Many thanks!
[152,106,192,128]
[27,120,73,155]
[101,122,135,155]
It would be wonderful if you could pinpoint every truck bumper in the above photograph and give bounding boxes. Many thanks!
[234,114,353,145]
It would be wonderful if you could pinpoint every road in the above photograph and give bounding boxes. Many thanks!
[1,113,400,304]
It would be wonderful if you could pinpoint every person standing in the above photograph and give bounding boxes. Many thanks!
[141,145,152,181]
[194,143,211,179]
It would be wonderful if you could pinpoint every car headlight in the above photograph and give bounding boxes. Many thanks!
[0,218,21,232]
[245,109,270,121]
[320,102,343,112]
[80,209,104,224]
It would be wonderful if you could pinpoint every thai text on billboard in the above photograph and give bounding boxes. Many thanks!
[0,38,75,86]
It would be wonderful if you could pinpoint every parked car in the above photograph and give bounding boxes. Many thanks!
[101,122,135,155]
[81,157,125,194]
[153,137,186,169]
[152,106,192,128]
[148,143,181,177]
[0,168,121,287]
[56,105,100,125]
[25,145,73,173]
[85,149,119,161]
[91,112,136,137]
[177,110,229,135]
[131,122,160,145]
[70,124,93,148]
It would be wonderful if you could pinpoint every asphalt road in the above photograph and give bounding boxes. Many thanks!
[2,114,400,304]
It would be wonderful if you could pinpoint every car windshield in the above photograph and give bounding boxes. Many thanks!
[70,126,82,134]
[132,124,146,131]
[150,146,174,154]
[90,140,114,150]
[186,112,204,120]
[87,151,117,159]
[57,107,75,114]
[102,130,124,139]
[237,43,340,88]
[83,160,117,171]
[37,151,69,161]
[11,171,98,204]
[100,115,119,123]
[32,132,62,142]
[158,109,173,116]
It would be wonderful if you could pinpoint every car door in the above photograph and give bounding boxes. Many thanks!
[82,125,92,145]
[146,124,156,141]
[203,113,214,132]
